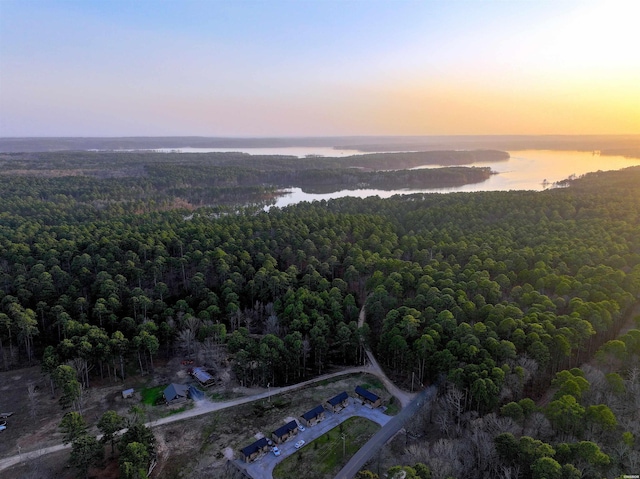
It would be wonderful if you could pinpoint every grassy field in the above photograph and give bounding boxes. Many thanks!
[272,417,380,479]
[140,385,165,405]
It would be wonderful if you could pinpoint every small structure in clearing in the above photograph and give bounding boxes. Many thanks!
[355,385,381,408]
[300,404,325,427]
[188,385,205,401]
[240,437,269,463]
[189,367,215,387]
[163,383,190,404]
[122,388,134,399]
[272,420,298,444]
[326,391,349,413]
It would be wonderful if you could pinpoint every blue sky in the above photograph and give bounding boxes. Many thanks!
[1,0,638,136]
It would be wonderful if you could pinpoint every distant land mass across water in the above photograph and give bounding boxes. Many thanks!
[0,135,638,157]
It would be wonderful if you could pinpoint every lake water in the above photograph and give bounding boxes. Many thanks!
[149,147,640,209]
[267,150,640,209]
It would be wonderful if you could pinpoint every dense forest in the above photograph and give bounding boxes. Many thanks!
[1,152,640,478]
[0,150,501,213]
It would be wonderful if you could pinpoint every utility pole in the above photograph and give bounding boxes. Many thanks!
[267,383,271,403]
[341,433,346,458]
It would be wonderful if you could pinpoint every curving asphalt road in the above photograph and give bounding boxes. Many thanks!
[334,384,438,479]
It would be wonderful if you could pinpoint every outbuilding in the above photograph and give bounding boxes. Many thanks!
[300,405,325,427]
[240,437,269,463]
[122,388,134,399]
[355,385,381,408]
[326,391,349,413]
[189,367,216,388]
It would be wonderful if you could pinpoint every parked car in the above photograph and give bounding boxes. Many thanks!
[272,446,281,456]
[298,424,306,432]
[295,439,305,449]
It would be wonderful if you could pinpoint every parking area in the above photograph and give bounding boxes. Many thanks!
[237,397,392,479]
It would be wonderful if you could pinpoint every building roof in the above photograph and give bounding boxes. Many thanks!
[188,385,204,400]
[273,420,298,438]
[327,391,349,406]
[241,437,269,457]
[163,383,189,402]
[191,367,214,385]
[355,385,379,402]
[301,405,325,421]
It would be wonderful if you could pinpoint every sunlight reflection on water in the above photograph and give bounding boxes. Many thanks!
[267,150,640,209]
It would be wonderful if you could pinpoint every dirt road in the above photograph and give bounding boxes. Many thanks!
[0,358,405,473]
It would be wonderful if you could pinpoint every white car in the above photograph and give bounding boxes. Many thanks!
[298,424,306,432]
[272,446,281,456]
[295,439,305,449]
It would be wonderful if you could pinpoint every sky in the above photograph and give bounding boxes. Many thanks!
[0,0,638,137]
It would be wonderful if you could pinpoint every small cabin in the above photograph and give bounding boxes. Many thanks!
[355,385,381,408]
[240,437,269,463]
[272,420,298,444]
[326,391,349,413]
[300,405,325,427]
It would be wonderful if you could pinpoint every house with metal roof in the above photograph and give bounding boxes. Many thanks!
[163,383,189,404]
[189,367,215,387]
[300,404,325,427]
[355,385,381,408]
[240,437,269,463]
[271,420,298,444]
[325,391,349,412]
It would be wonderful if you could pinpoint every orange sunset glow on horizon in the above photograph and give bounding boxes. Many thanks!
[1,0,638,137]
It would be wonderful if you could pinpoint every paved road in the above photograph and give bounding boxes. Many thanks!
[0,359,402,473]
[239,398,392,479]
[334,384,438,479]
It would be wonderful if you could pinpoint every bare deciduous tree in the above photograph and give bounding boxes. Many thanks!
[264,314,281,337]
[27,382,38,420]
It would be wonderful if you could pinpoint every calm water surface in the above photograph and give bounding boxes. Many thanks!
[268,150,640,209]
[150,147,640,209]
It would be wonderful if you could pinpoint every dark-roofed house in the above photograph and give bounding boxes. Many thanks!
[272,420,298,444]
[300,405,325,427]
[240,437,269,463]
[326,391,349,413]
[355,385,381,408]
[163,383,189,404]
[190,367,215,387]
